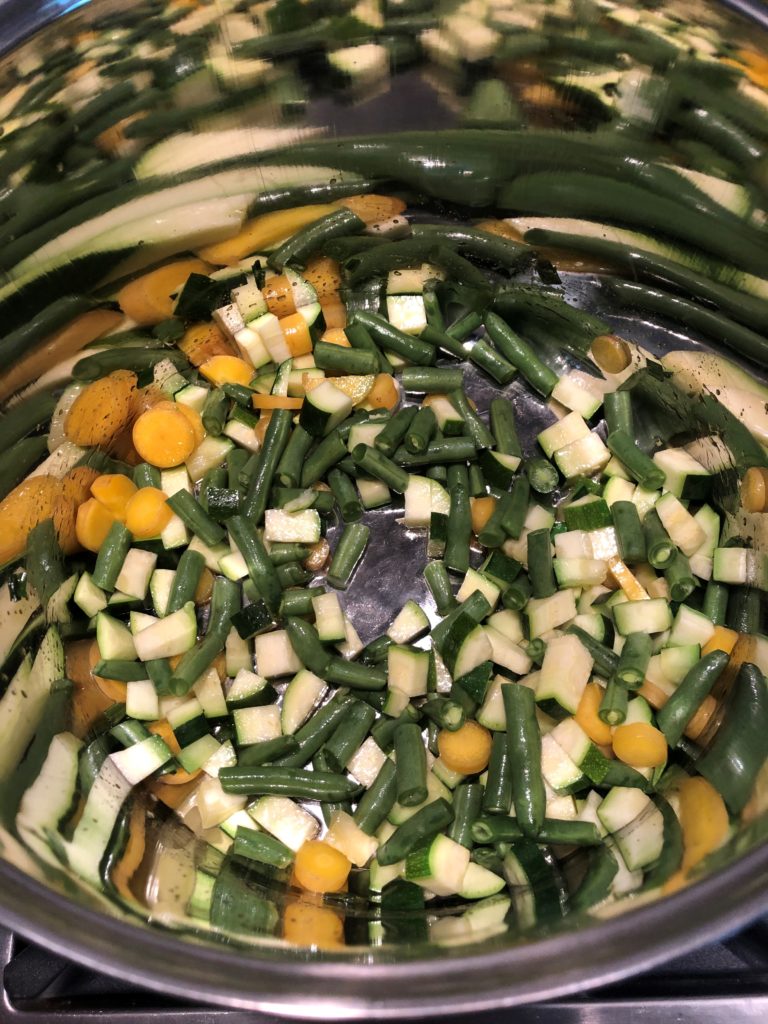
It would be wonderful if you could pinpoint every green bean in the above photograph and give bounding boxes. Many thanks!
[611,501,646,565]
[327,523,370,590]
[271,487,335,514]
[424,560,457,615]
[0,436,48,499]
[467,339,517,385]
[394,722,428,807]
[313,341,378,376]
[447,783,483,849]
[487,399,520,460]
[476,489,512,549]
[431,590,491,650]
[643,509,677,569]
[468,463,486,499]
[569,844,619,913]
[327,467,362,523]
[502,574,532,611]
[566,625,618,679]
[444,483,471,575]
[161,550,204,617]
[133,463,160,490]
[268,543,312,567]
[72,347,189,380]
[698,662,768,813]
[674,105,763,168]
[370,705,419,752]
[268,207,365,270]
[324,701,376,772]
[482,731,512,815]
[352,443,410,492]
[399,367,464,393]
[411,223,531,273]
[599,676,629,726]
[219,765,361,800]
[664,550,697,603]
[502,683,545,837]
[228,516,282,614]
[393,437,477,467]
[233,825,294,869]
[373,407,416,457]
[240,409,293,522]
[600,761,652,791]
[603,279,768,369]
[484,312,557,397]
[472,816,601,846]
[524,457,558,495]
[238,735,299,767]
[377,798,454,866]
[604,390,634,437]
[352,311,436,366]
[615,632,652,690]
[274,692,357,768]
[726,585,761,634]
[169,577,239,695]
[276,426,313,489]
[360,634,392,665]
[404,406,437,455]
[284,616,330,676]
[353,758,397,835]
[300,429,347,488]
[91,522,131,592]
[420,696,465,732]
[278,586,324,619]
[657,649,730,748]
[326,655,387,690]
[166,490,225,548]
[640,796,683,893]
[703,580,729,625]
[94,659,151,682]
[527,528,556,599]
[448,389,494,449]
[201,389,228,437]
[227,448,249,492]
[446,311,483,343]
[606,430,665,490]
[423,289,445,331]
[345,237,450,284]
[420,324,467,360]
[344,320,392,374]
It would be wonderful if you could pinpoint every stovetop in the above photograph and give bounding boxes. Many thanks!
[3,922,768,1024]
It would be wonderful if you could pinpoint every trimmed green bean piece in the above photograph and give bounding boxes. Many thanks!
[374,407,417,457]
[664,550,697,603]
[502,574,532,611]
[91,522,131,592]
[165,549,205,616]
[567,624,619,679]
[604,390,634,437]
[468,339,517,385]
[352,444,409,492]
[324,701,376,772]
[482,731,512,815]
[420,696,465,732]
[657,649,729,748]
[301,429,347,488]
[377,798,454,866]
[238,735,300,767]
[421,323,467,360]
[268,543,312,567]
[527,528,556,599]
[219,766,361,801]
[326,655,387,690]
[447,310,483,342]
[94,659,148,682]
[274,692,357,768]
[228,516,282,614]
[233,826,294,868]
[599,676,629,726]
[393,437,477,467]
[279,586,324,619]
[489,397,522,458]
[394,722,428,807]
[314,341,378,376]
[352,311,436,366]
[327,523,370,590]
[484,312,557,397]
[468,463,486,498]
[606,430,665,490]
[167,490,225,547]
[360,634,392,665]
[524,457,558,495]
[502,683,545,837]
[227,448,249,491]
[276,562,312,588]
[285,617,330,676]
[423,289,444,331]
[202,389,228,436]
[405,406,437,455]
[326,468,361,523]
[222,384,254,407]
[133,462,160,489]
[169,577,239,695]
[643,509,677,569]
[616,632,652,690]
[269,207,365,270]
[477,489,513,549]
[448,389,494,449]
[354,758,398,835]
[400,367,464,393]
[444,483,471,575]
[272,487,335,514]
[703,580,729,625]
[431,590,491,650]
[241,409,292,522]
[424,560,457,615]
[448,783,483,849]
[611,501,647,565]
[472,816,601,846]
[345,320,392,374]
[277,426,313,488]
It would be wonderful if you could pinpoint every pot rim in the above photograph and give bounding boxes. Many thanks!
[1,833,768,1017]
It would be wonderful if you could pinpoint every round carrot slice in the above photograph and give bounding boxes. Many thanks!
[90,473,138,520]
[125,486,172,540]
[132,406,196,468]
[76,498,117,553]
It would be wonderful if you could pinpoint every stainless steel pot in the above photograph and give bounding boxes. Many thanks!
[1,0,768,1014]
